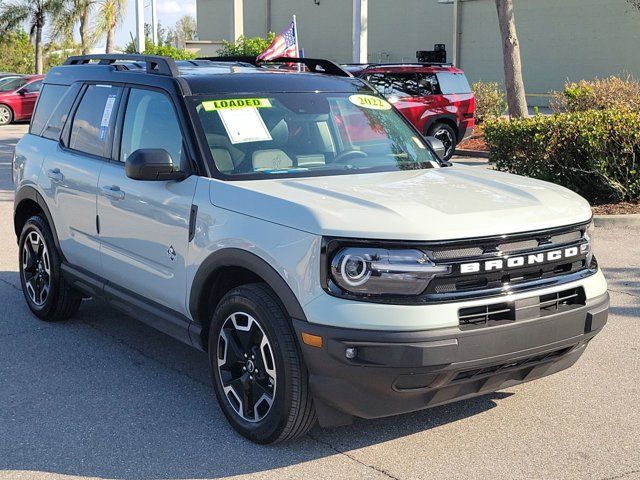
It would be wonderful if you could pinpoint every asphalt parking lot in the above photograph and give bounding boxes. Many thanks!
[0,124,639,480]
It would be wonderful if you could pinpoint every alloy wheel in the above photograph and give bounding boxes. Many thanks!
[22,231,51,306]
[0,106,11,125]
[434,127,454,158]
[216,312,277,423]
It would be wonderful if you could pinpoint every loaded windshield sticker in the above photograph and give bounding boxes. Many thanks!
[218,107,272,144]
[349,94,392,110]
[201,98,272,111]
[99,94,117,141]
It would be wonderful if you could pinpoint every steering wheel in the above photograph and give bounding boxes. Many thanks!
[333,150,368,164]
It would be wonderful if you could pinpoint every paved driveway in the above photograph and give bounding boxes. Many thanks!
[1,124,639,480]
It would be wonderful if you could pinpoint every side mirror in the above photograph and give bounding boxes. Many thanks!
[16,89,26,96]
[425,136,446,161]
[125,149,186,181]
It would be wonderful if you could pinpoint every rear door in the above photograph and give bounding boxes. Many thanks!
[40,83,122,273]
[97,87,198,314]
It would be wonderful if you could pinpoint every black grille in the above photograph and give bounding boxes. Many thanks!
[451,346,575,383]
[458,287,586,329]
[424,222,592,300]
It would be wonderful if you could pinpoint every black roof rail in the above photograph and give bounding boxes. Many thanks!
[63,54,180,77]
[198,56,352,78]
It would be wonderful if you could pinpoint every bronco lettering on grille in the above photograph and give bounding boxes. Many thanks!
[460,245,588,274]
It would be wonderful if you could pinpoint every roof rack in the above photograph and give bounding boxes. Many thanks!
[199,56,352,78]
[63,54,180,77]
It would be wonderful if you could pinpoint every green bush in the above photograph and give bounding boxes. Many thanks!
[550,76,640,113]
[217,33,276,57]
[484,109,640,202]
[472,81,507,124]
[0,30,34,74]
[124,40,196,60]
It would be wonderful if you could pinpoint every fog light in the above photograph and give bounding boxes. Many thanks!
[345,347,357,359]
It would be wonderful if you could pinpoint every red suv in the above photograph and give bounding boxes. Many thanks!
[345,64,475,161]
[0,75,44,126]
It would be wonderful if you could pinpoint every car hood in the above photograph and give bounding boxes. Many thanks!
[209,166,592,241]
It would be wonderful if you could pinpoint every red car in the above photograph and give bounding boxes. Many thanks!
[0,75,44,126]
[345,64,475,161]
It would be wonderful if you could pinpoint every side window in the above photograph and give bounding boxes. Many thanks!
[24,80,42,93]
[364,74,420,98]
[417,74,439,96]
[120,88,184,166]
[69,84,122,157]
[30,84,69,136]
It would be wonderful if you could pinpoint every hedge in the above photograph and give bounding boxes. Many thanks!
[484,109,640,203]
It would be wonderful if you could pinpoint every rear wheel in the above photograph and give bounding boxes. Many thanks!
[19,216,82,321]
[428,122,457,161]
[0,104,13,125]
[209,283,316,444]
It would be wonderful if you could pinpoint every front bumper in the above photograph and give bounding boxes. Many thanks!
[293,292,609,426]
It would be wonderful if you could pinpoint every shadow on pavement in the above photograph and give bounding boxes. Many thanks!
[0,269,509,479]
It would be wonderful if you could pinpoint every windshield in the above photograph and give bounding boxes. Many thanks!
[192,92,438,179]
[0,77,28,92]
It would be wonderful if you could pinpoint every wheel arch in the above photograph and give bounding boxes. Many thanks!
[189,248,308,349]
[14,187,62,256]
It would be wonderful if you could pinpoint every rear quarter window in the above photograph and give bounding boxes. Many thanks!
[30,84,70,136]
[436,72,472,95]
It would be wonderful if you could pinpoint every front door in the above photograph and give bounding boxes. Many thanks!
[97,87,197,314]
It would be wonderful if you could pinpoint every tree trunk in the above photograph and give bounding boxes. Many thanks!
[80,6,91,54]
[106,27,115,53]
[495,0,528,118]
[35,24,43,74]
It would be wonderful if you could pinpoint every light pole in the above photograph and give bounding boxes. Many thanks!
[151,0,158,45]
[135,0,145,53]
[352,0,368,63]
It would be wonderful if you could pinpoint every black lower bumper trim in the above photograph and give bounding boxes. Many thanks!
[294,292,609,426]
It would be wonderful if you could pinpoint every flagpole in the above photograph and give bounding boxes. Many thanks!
[291,15,302,72]
[292,15,300,57]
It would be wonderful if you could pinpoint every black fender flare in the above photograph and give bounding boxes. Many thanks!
[188,248,308,324]
[423,114,460,139]
[14,186,63,255]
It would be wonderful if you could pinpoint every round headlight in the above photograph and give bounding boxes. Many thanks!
[340,254,371,286]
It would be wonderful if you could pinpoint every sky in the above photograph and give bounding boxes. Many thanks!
[114,0,197,48]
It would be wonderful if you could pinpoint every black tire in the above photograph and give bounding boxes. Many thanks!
[0,104,13,126]
[428,122,457,161]
[209,283,316,444]
[18,215,82,321]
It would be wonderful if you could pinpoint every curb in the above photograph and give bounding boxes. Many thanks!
[454,149,490,159]
[593,214,640,227]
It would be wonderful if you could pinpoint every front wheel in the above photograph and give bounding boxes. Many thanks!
[0,104,13,125]
[428,122,457,161]
[209,283,316,444]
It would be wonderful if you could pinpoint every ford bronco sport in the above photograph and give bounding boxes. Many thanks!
[13,54,608,444]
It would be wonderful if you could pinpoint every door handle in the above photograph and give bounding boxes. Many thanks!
[46,168,63,183]
[101,185,125,201]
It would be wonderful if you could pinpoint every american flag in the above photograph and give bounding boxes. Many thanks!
[257,20,298,61]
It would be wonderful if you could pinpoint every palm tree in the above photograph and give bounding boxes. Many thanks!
[55,0,97,54]
[92,0,126,54]
[0,0,68,74]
